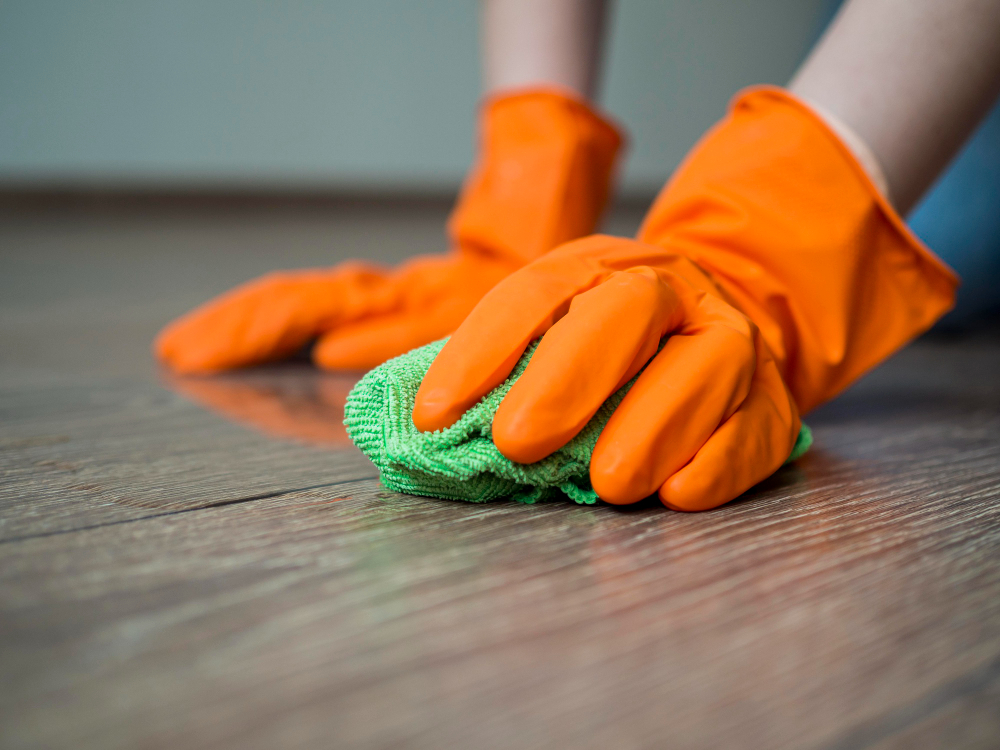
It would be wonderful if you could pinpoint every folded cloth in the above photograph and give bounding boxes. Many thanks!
[345,339,812,504]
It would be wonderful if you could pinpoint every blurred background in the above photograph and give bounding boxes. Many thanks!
[0,0,828,198]
[2,0,997,326]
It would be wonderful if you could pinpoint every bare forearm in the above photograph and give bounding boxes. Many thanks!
[790,0,1000,213]
[481,0,608,100]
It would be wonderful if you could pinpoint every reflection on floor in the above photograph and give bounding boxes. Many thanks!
[165,366,360,448]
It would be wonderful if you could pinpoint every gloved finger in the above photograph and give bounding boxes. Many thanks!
[492,268,682,464]
[412,237,618,432]
[314,257,507,371]
[155,264,394,374]
[589,296,758,505]
[314,302,468,372]
[658,348,800,512]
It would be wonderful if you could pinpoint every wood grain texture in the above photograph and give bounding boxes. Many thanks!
[0,371,375,541]
[1,206,998,749]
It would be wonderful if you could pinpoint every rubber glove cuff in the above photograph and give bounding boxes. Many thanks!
[638,85,959,413]
[449,86,625,267]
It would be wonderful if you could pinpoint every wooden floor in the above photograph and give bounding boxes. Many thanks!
[2,201,1000,750]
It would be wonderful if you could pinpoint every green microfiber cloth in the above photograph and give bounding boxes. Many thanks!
[344,338,812,505]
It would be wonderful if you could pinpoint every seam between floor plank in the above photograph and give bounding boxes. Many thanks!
[0,474,379,545]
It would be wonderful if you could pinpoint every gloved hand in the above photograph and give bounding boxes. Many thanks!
[414,87,958,511]
[155,88,623,374]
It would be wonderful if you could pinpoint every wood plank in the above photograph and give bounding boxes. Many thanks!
[0,207,442,540]
[0,371,376,541]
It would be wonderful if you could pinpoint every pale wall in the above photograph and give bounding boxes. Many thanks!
[0,0,827,194]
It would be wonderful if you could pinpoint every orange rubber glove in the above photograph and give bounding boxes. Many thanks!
[155,88,623,374]
[413,87,958,511]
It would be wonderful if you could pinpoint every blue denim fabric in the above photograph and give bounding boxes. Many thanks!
[908,100,1000,327]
